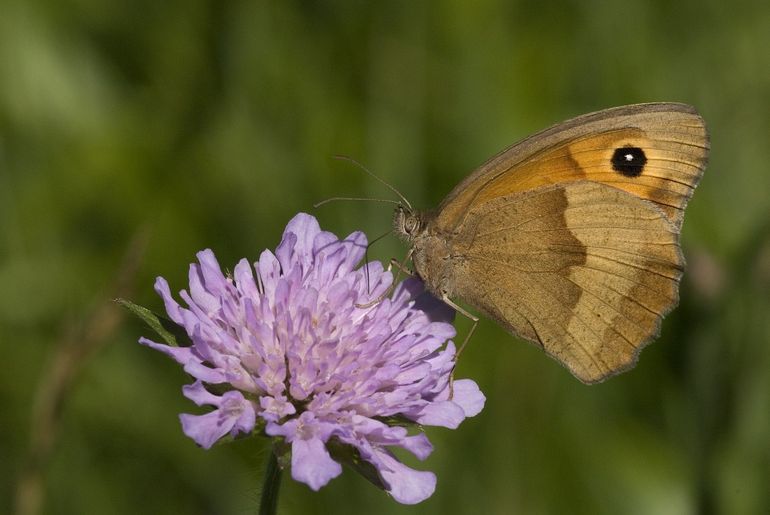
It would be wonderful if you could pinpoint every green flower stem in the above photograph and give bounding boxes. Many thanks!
[259,449,282,515]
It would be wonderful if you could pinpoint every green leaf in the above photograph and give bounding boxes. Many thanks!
[116,298,185,347]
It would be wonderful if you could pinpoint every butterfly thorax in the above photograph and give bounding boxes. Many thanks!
[393,206,458,299]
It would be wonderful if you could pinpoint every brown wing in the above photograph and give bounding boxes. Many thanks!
[447,181,683,383]
[436,103,708,233]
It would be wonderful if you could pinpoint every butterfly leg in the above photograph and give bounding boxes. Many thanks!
[388,257,414,275]
[355,248,414,308]
[362,228,401,295]
[440,294,479,400]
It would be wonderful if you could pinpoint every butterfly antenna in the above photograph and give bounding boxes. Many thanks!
[313,197,402,209]
[332,155,413,211]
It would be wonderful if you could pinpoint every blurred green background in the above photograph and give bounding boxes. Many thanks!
[2,1,769,514]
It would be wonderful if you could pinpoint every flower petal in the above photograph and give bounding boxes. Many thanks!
[449,379,486,417]
[182,381,219,406]
[361,444,436,505]
[413,400,467,429]
[179,390,256,448]
[138,337,196,364]
[276,213,321,273]
[179,411,229,449]
[153,277,186,325]
[290,437,343,490]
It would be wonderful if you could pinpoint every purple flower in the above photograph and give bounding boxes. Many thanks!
[140,213,485,504]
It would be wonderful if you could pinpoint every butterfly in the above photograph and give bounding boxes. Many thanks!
[394,103,709,383]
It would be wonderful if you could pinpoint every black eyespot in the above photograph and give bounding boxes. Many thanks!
[611,146,647,177]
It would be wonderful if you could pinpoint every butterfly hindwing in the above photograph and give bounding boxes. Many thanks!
[446,181,683,383]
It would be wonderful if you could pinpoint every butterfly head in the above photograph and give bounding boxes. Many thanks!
[393,204,424,243]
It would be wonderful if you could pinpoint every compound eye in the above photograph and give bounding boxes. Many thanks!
[404,216,418,234]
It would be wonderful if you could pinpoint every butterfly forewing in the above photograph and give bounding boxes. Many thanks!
[435,103,708,233]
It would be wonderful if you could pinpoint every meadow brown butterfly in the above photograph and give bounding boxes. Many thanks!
[394,103,709,383]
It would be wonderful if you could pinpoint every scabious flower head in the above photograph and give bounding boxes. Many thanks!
[140,213,485,504]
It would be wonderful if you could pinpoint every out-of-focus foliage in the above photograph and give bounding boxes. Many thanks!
[2,1,768,514]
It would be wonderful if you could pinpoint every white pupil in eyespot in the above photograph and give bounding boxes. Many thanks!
[625,153,634,161]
